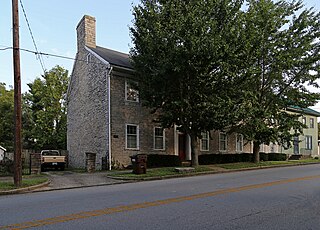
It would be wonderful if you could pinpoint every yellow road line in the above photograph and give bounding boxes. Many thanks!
[2,174,320,230]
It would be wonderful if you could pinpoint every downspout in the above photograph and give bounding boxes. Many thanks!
[107,66,113,170]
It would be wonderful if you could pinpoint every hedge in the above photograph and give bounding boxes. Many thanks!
[199,152,287,165]
[146,154,182,168]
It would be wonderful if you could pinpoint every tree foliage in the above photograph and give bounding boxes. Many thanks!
[230,0,320,162]
[0,83,14,151]
[24,66,69,150]
[130,0,244,166]
[131,0,320,164]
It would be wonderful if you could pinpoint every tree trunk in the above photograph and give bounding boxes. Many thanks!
[190,134,199,167]
[253,141,260,163]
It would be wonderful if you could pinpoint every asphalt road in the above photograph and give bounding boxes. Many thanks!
[1,164,320,229]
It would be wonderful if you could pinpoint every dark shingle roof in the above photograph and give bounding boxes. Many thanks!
[89,46,132,69]
[289,106,320,117]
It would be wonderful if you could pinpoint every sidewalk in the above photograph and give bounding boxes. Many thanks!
[0,170,128,195]
[35,171,126,191]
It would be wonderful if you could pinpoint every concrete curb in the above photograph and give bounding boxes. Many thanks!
[30,181,131,193]
[1,162,320,195]
[108,162,320,181]
[0,180,50,195]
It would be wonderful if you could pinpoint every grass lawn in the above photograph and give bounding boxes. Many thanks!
[113,165,214,179]
[0,175,48,191]
[113,158,320,179]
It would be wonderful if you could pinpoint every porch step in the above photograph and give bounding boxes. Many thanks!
[181,161,191,167]
[175,167,195,173]
[288,154,311,160]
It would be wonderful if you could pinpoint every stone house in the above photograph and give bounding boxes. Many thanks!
[67,15,319,169]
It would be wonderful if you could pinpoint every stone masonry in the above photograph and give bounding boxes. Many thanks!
[68,15,109,169]
[69,15,316,170]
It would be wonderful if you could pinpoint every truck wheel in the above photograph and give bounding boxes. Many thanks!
[60,165,65,171]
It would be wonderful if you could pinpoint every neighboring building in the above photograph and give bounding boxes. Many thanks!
[67,15,320,169]
[259,107,320,156]
[0,146,6,161]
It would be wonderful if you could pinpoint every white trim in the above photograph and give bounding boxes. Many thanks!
[236,134,243,152]
[219,132,227,151]
[107,67,113,170]
[85,46,110,65]
[125,124,139,150]
[174,125,179,155]
[200,132,209,151]
[153,127,165,150]
[0,146,6,152]
[310,117,315,128]
[305,135,312,150]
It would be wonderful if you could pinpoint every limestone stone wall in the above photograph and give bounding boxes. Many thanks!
[67,47,109,169]
[109,71,175,167]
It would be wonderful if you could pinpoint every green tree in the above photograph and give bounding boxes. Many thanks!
[130,0,243,166]
[24,66,69,150]
[0,83,14,151]
[230,0,320,162]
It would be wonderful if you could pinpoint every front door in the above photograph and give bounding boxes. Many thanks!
[178,134,186,161]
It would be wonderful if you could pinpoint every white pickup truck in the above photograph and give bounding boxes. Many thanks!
[41,150,66,171]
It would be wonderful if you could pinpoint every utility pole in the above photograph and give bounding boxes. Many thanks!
[12,0,22,187]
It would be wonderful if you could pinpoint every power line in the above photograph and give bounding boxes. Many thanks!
[0,46,106,66]
[19,0,46,72]
[0,47,12,51]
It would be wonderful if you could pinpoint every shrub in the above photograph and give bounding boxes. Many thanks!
[199,153,253,165]
[259,152,268,161]
[146,154,182,168]
[0,158,14,175]
[268,153,287,161]
[198,152,288,165]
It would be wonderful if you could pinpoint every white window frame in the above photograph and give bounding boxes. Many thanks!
[236,134,243,152]
[305,135,312,150]
[302,117,306,126]
[125,124,139,150]
[200,132,209,151]
[310,118,314,129]
[125,80,139,102]
[219,132,227,151]
[154,127,165,150]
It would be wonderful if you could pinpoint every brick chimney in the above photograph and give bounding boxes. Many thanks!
[76,15,96,49]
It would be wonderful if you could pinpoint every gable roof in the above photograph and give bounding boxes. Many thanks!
[288,106,320,117]
[89,46,132,69]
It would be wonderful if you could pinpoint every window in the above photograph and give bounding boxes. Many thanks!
[126,124,139,149]
[219,132,227,151]
[236,134,243,152]
[200,132,209,151]
[125,81,139,102]
[154,127,165,150]
[270,143,277,153]
[305,135,312,150]
[310,118,314,128]
[302,117,306,126]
